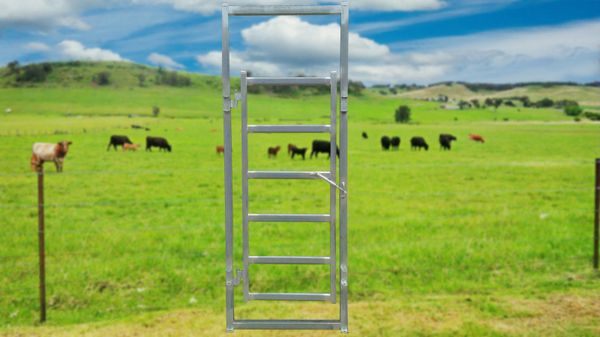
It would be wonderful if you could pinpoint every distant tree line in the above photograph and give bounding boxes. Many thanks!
[426,81,597,92]
[372,81,598,92]
[155,67,192,87]
[247,71,365,96]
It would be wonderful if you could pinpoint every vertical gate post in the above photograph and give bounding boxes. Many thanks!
[339,2,349,333]
[594,158,599,270]
[37,169,46,323]
[221,3,235,332]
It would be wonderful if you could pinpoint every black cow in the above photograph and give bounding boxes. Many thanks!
[439,134,457,150]
[290,147,307,160]
[362,131,368,139]
[381,136,391,150]
[410,137,429,151]
[390,136,400,150]
[107,135,132,151]
[310,140,339,159]
[146,136,172,152]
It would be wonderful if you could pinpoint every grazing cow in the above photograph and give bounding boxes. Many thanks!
[439,134,457,150]
[123,143,140,152]
[362,132,368,139]
[410,137,429,151]
[310,140,339,159]
[107,135,132,151]
[216,145,224,155]
[268,146,281,158]
[290,147,308,160]
[381,136,391,150]
[469,134,485,143]
[146,136,172,152]
[288,144,297,156]
[31,141,72,172]
[390,136,400,150]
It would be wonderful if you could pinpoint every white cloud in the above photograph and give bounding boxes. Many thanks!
[241,17,389,65]
[148,52,184,69]
[197,50,282,75]
[58,40,126,61]
[391,19,600,83]
[25,42,51,52]
[138,0,445,14]
[0,0,96,31]
[350,0,445,11]
[197,16,446,83]
[0,0,445,32]
[198,17,600,84]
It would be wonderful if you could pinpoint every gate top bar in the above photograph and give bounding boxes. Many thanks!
[228,5,342,16]
[247,76,331,86]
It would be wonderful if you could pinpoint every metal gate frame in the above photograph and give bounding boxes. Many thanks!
[221,2,349,332]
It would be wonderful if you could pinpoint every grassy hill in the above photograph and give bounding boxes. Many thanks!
[0,61,223,90]
[395,83,600,107]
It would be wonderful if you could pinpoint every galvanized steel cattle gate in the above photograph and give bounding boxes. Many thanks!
[221,2,349,332]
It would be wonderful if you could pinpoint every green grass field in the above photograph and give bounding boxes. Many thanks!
[1,68,599,336]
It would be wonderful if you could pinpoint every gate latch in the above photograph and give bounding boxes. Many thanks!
[314,172,347,195]
[234,268,244,286]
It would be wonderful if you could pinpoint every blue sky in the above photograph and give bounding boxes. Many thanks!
[1,0,598,84]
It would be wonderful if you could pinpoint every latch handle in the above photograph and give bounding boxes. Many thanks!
[233,268,243,286]
[314,172,347,194]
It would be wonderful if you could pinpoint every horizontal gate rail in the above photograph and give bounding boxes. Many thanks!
[248,256,330,264]
[248,171,331,180]
[247,76,331,86]
[233,319,341,330]
[228,5,342,16]
[248,293,332,301]
[248,214,330,222]
[247,125,330,133]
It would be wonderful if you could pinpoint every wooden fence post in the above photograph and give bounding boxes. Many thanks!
[37,169,46,322]
[594,159,599,270]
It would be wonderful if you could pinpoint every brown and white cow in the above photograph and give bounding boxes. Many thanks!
[31,141,72,172]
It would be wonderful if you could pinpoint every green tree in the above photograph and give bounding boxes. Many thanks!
[395,105,411,123]
[16,63,52,82]
[458,100,471,110]
[535,97,554,108]
[492,98,503,110]
[93,71,111,86]
[564,105,583,117]
[6,60,19,76]
[137,73,146,87]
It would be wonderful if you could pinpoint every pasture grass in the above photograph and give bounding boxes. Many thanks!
[0,86,599,336]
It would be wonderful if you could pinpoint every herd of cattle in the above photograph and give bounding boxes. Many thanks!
[216,140,339,160]
[376,132,484,151]
[30,135,172,172]
[31,131,486,172]
[107,135,172,152]
[213,133,484,160]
